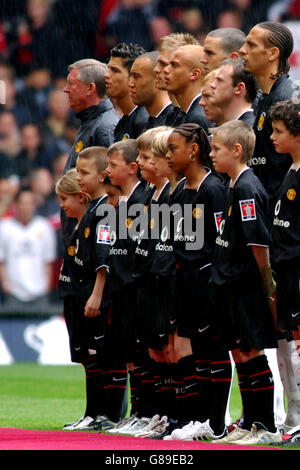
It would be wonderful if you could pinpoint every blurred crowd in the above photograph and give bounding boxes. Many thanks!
[0,0,299,309]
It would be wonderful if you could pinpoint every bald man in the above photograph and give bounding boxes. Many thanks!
[154,32,200,126]
[164,44,210,130]
[129,51,174,130]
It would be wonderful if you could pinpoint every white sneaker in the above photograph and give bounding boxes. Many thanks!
[211,423,249,444]
[63,417,83,430]
[171,421,203,440]
[113,415,141,434]
[134,414,161,437]
[288,423,300,434]
[234,422,282,445]
[282,423,300,437]
[163,421,194,440]
[63,416,94,431]
[143,416,170,439]
[121,417,151,435]
[107,414,137,434]
[192,419,227,441]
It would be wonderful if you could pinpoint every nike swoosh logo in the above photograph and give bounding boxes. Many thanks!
[292,312,300,318]
[198,325,210,333]
[211,368,225,374]
[94,335,104,340]
[113,377,126,382]
[185,383,198,390]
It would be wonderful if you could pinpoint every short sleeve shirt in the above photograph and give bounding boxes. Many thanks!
[272,165,300,264]
[173,171,225,268]
[211,168,271,286]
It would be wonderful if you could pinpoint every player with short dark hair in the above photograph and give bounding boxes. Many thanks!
[105,43,149,142]
[129,51,174,130]
[200,27,246,76]
[208,58,258,126]
[239,22,299,213]
[269,98,300,435]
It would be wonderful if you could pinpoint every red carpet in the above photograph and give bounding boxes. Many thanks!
[0,428,283,451]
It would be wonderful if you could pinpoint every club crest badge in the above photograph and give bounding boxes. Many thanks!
[257,112,265,131]
[75,140,84,153]
[287,188,296,200]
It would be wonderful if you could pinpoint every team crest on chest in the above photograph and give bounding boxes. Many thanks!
[287,188,296,200]
[75,140,84,153]
[150,218,155,230]
[239,199,256,221]
[257,112,265,131]
[193,207,203,219]
[68,245,76,256]
[84,227,90,238]
[126,217,133,228]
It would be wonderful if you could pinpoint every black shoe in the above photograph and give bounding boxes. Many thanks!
[280,430,300,447]
[89,415,118,431]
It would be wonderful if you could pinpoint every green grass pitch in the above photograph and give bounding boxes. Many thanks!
[0,363,242,431]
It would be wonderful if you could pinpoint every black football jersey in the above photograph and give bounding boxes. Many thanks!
[165,106,184,127]
[250,74,299,200]
[114,106,149,142]
[108,181,147,292]
[180,94,211,132]
[211,168,271,286]
[58,224,82,299]
[132,181,171,278]
[146,103,175,130]
[150,177,186,276]
[173,171,225,267]
[72,195,110,285]
[58,195,110,297]
[272,165,300,264]
[238,109,255,127]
